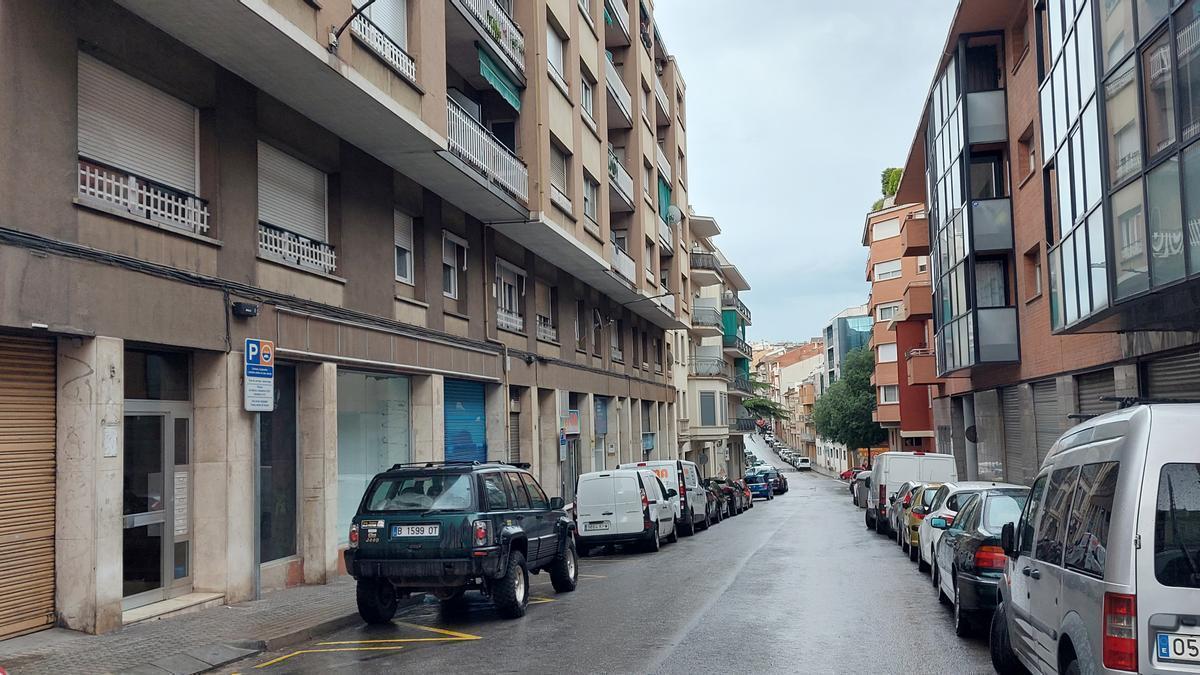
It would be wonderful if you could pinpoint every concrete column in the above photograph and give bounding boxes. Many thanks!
[578,393,594,472]
[410,374,443,463]
[1113,364,1139,398]
[537,388,559,492]
[973,389,1004,481]
[56,336,123,634]
[1058,374,1080,421]
[630,399,643,461]
[485,383,506,463]
[298,362,338,585]
[519,387,537,471]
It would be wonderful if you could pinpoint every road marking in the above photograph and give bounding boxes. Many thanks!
[317,622,482,645]
[529,596,555,604]
[253,646,404,668]
[578,573,607,579]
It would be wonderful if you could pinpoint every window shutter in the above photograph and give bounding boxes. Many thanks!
[546,26,564,74]
[394,210,414,251]
[77,53,198,193]
[257,141,327,242]
[550,146,568,190]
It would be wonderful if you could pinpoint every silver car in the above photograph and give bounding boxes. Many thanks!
[991,404,1200,675]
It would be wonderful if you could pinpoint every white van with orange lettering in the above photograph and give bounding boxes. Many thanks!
[618,459,708,535]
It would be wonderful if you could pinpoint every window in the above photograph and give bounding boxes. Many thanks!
[1099,0,1135,72]
[1148,156,1185,286]
[640,84,650,118]
[1154,463,1200,588]
[1184,144,1200,276]
[1142,31,1176,156]
[336,371,411,541]
[1064,462,1120,578]
[257,141,328,242]
[592,308,602,356]
[917,256,929,274]
[581,73,595,121]
[975,259,1007,307]
[878,385,899,404]
[1105,59,1142,183]
[946,490,978,512]
[1179,2,1200,145]
[873,259,902,281]
[442,232,467,299]
[354,0,408,48]
[575,300,587,351]
[481,473,511,510]
[644,239,655,277]
[505,472,530,509]
[394,211,414,284]
[1024,246,1043,300]
[1034,467,1080,565]
[642,160,652,196]
[1138,0,1172,38]
[877,343,897,363]
[876,302,902,321]
[699,391,716,426]
[550,144,569,192]
[872,218,900,241]
[1111,179,1149,299]
[495,259,525,329]
[520,473,549,509]
[1017,126,1035,179]
[546,24,566,81]
[982,491,1029,534]
[583,174,599,222]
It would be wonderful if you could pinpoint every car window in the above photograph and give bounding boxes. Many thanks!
[1035,467,1080,566]
[919,487,940,507]
[365,473,475,512]
[506,472,531,509]
[950,494,979,531]
[1063,462,1119,578]
[1018,474,1049,557]
[655,476,671,499]
[982,492,1029,534]
[930,486,949,510]
[1153,463,1200,589]
[521,473,550,509]
[946,490,978,512]
[481,473,510,511]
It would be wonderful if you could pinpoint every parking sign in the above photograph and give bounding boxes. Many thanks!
[244,338,275,412]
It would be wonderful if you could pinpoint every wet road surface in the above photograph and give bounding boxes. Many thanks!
[224,446,992,674]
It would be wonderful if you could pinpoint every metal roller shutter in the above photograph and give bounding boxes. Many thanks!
[256,141,328,242]
[77,53,198,192]
[1001,387,1029,485]
[444,379,486,463]
[1076,369,1118,417]
[1032,380,1060,466]
[0,337,56,639]
[508,412,521,463]
[1145,350,1200,399]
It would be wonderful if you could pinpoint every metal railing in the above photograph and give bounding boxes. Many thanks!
[258,222,337,274]
[723,333,751,356]
[721,292,751,322]
[611,246,636,282]
[906,346,935,359]
[536,314,558,342]
[731,376,753,394]
[350,12,417,82]
[688,356,727,377]
[608,146,634,205]
[692,305,722,328]
[460,0,526,72]
[78,159,210,236]
[689,251,720,272]
[655,142,671,183]
[605,56,632,123]
[497,307,524,332]
[729,418,757,432]
[446,98,528,201]
[654,76,670,118]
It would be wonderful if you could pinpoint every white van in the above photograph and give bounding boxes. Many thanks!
[575,469,677,554]
[865,451,958,535]
[618,459,708,535]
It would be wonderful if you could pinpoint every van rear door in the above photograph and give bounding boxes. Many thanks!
[613,474,643,535]
[577,474,617,536]
[919,455,958,482]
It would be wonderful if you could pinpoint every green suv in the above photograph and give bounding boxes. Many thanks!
[345,461,578,622]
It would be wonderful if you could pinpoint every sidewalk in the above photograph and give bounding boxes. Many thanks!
[0,578,383,675]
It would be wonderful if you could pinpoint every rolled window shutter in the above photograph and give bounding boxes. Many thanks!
[551,147,567,190]
[257,141,327,242]
[394,210,414,250]
[364,0,408,48]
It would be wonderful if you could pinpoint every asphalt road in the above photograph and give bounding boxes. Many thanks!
[224,444,992,674]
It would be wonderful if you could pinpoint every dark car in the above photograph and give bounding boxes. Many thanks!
[704,477,744,517]
[929,487,1029,637]
[701,481,725,525]
[760,469,787,495]
[345,461,578,623]
[733,479,753,509]
[745,472,773,501]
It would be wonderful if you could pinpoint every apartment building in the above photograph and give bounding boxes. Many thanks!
[0,0,731,638]
[819,305,871,393]
[780,379,818,459]
[863,203,937,452]
[892,0,1200,485]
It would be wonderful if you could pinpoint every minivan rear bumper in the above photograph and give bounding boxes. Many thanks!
[345,550,503,586]
[577,524,654,547]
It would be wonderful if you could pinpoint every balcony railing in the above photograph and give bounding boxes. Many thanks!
[721,292,751,323]
[729,418,757,432]
[447,98,528,201]
[690,251,720,272]
[608,146,634,207]
[350,12,417,83]
[611,246,636,282]
[692,305,722,328]
[966,90,1007,144]
[497,307,524,332]
[258,222,337,274]
[655,142,671,183]
[731,376,753,394]
[971,197,1013,252]
[536,314,557,342]
[723,334,751,357]
[655,293,675,313]
[604,0,631,45]
[653,76,670,123]
[605,56,633,125]
[78,159,210,236]
[658,216,673,247]
[460,0,526,73]
[688,356,727,377]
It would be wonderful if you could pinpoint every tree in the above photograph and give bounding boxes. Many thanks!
[742,395,790,422]
[870,167,903,212]
[811,347,886,459]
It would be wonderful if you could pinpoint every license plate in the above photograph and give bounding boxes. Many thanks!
[1158,632,1200,663]
[584,521,610,531]
[391,524,439,538]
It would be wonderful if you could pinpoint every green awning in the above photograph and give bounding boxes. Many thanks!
[604,8,613,25]
[479,48,521,112]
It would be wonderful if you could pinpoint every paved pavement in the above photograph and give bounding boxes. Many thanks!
[216,441,993,674]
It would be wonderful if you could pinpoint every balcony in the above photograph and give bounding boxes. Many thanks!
[350,12,417,83]
[722,334,752,358]
[677,417,690,439]
[654,76,670,125]
[605,56,633,128]
[447,98,529,202]
[604,0,631,47]
[452,0,526,79]
[77,159,210,236]
[536,314,557,342]
[729,418,757,433]
[658,216,673,249]
[721,292,751,324]
[689,356,727,378]
[655,142,672,183]
[966,90,1007,145]
[730,375,753,396]
[906,347,938,386]
[935,308,1019,376]
[900,210,930,257]
[497,307,524,333]
[611,246,636,283]
[611,345,624,362]
[691,305,723,337]
[654,293,675,314]
[902,282,933,319]
[971,197,1013,253]
[258,222,336,275]
[690,251,722,287]
[873,405,901,425]
[608,146,635,211]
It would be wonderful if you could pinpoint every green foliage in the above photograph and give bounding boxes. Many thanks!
[742,396,790,421]
[881,167,902,197]
[871,197,886,212]
[812,347,887,451]
[748,377,770,392]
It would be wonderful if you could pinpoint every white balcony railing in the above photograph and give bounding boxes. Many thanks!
[656,293,675,312]
[608,146,634,204]
[497,307,525,332]
[654,76,669,117]
[461,0,526,73]
[350,12,417,83]
[78,159,210,236]
[447,98,529,201]
[658,216,672,246]
[605,57,632,123]
[611,246,636,282]
[258,222,337,274]
[655,142,671,183]
[536,314,558,342]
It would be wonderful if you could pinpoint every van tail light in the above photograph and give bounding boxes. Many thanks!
[679,479,687,507]
[1103,592,1137,672]
[879,484,887,512]
[472,520,492,547]
[973,545,1006,571]
[913,512,925,520]
[348,524,359,549]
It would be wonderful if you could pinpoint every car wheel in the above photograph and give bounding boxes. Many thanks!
[909,541,919,562]
[700,511,711,530]
[667,521,678,543]
[1063,659,1081,675]
[865,509,873,529]
[549,540,578,592]
[680,517,695,537]
[356,579,398,625]
[990,601,1025,675]
[492,550,530,619]
[953,583,973,637]
[644,528,661,553]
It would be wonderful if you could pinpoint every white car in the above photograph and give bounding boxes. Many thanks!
[618,459,709,534]
[794,457,811,471]
[916,481,1020,573]
[576,469,677,554]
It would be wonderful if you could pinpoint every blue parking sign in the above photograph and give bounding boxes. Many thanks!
[244,338,275,412]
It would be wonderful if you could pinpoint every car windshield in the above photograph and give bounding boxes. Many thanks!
[1154,463,1200,589]
[919,487,939,505]
[981,492,1029,534]
[364,473,476,512]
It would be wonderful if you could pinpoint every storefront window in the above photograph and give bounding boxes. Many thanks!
[1143,31,1177,157]
[1148,156,1186,285]
[1112,180,1151,298]
[259,365,297,563]
[125,350,189,400]
[337,371,410,543]
[1106,59,1142,183]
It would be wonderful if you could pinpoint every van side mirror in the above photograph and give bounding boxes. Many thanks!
[1001,522,1017,558]
[929,517,948,530]
[889,495,896,504]
[666,489,677,498]
[549,496,565,510]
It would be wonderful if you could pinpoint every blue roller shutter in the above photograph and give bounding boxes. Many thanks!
[444,379,486,463]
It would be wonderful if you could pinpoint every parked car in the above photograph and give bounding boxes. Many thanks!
[794,457,812,471]
[917,482,1014,574]
[745,471,774,501]
[886,481,924,543]
[928,486,1028,637]
[852,470,872,508]
[701,481,725,526]
[759,468,787,495]
[345,461,577,622]
[866,451,958,535]
[704,477,744,517]
[732,479,753,509]
[575,469,677,556]
[991,404,1200,675]
[618,459,708,535]
[902,482,942,561]
[841,467,864,481]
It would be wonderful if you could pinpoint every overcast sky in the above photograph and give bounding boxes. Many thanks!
[654,1,957,342]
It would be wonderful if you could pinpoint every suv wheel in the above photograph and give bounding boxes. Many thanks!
[549,540,578,592]
[356,579,398,625]
[990,601,1024,675]
[493,550,530,619]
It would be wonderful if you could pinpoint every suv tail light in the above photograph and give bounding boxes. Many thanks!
[472,519,492,547]
[1103,592,1137,672]
[973,545,1006,571]
[348,524,359,549]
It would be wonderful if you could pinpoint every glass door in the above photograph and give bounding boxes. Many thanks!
[122,414,168,607]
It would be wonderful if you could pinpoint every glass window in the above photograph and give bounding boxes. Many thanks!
[337,371,410,542]
[1184,144,1200,275]
[874,259,902,280]
[1048,0,1064,60]
[1112,179,1151,298]
[976,260,1007,307]
[700,391,716,426]
[1055,59,1070,148]
[394,211,414,284]
[877,343,897,363]
[125,350,190,401]
[1058,148,1074,235]
[1082,101,1102,210]
[442,234,465,299]
[1137,0,1174,37]
[878,385,899,404]
[1148,156,1186,285]
[1143,31,1177,156]
[950,494,979,532]
[1064,462,1120,578]
[946,490,978,512]
[581,78,594,118]
[1178,0,1200,144]
[546,25,565,78]
[584,175,599,221]
[1051,239,1065,328]
[1065,31,1079,122]
[1078,2,1097,101]
[1035,467,1080,566]
[259,365,297,562]
[520,473,549,509]
[1099,0,1135,71]
[1106,59,1142,183]
[481,473,511,511]
[873,218,901,240]
[1153,463,1200,588]
[1041,81,1056,163]
[982,491,1030,534]
[1018,474,1049,556]
[1064,230,1080,324]
[506,472,531,509]
[365,473,475,512]
[1088,209,1110,309]
[1075,229,1092,314]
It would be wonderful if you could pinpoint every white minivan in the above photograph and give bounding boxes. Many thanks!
[865,451,958,536]
[575,469,677,554]
[618,459,709,535]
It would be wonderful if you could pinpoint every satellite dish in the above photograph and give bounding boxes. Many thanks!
[667,205,683,225]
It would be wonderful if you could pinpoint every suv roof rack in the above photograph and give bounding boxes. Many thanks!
[387,460,482,470]
[1099,396,1200,408]
[502,462,532,470]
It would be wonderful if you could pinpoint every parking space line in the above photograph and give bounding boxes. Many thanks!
[317,622,482,645]
[529,596,555,604]
[578,573,607,579]
[252,646,404,668]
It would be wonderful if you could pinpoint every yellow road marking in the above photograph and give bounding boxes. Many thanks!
[579,573,607,579]
[253,646,403,668]
[529,596,555,604]
[318,622,482,645]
